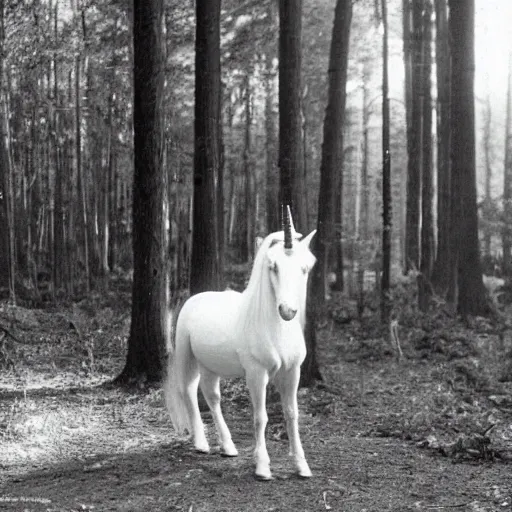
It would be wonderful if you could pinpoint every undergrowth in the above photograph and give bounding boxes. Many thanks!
[1,275,512,468]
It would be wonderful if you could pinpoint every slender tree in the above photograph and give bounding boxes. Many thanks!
[431,0,452,294]
[381,0,391,324]
[115,0,168,384]
[189,0,224,294]
[304,0,352,386]
[482,94,493,258]
[503,53,512,275]
[241,72,253,262]
[418,0,434,311]
[265,54,279,233]
[401,0,412,271]
[357,60,371,316]
[0,0,10,295]
[311,0,352,309]
[52,0,66,294]
[404,0,423,272]
[75,49,90,292]
[448,0,489,315]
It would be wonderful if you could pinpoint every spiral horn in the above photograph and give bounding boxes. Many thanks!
[283,204,293,250]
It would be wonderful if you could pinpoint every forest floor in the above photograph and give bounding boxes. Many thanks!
[1,277,512,511]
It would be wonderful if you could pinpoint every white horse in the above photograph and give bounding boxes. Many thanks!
[164,212,316,480]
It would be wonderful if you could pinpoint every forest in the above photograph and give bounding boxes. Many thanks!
[1,0,512,510]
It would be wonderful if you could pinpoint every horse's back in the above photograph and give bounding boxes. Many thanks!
[176,290,245,378]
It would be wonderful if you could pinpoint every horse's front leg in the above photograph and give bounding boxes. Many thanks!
[199,366,238,457]
[246,366,271,480]
[278,365,312,478]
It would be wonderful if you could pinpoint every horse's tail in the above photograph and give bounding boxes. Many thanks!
[163,317,193,435]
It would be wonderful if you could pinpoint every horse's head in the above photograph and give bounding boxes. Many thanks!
[266,229,316,322]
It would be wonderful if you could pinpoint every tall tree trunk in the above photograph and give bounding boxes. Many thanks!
[402,0,412,272]
[331,165,344,292]
[0,0,15,302]
[65,69,75,296]
[303,0,352,387]
[241,72,252,262]
[4,94,15,303]
[404,0,423,272]
[448,0,490,315]
[381,0,392,324]
[217,79,225,283]
[418,0,434,311]
[357,60,371,315]
[105,83,115,275]
[225,98,237,244]
[278,0,307,230]
[116,0,168,384]
[482,94,492,258]
[189,0,223,294]
[431,0,451,294]
[503,53,512,275]
[0,0,11,295]
[75,53,90,291]
[265,56,279,233]
[311,0,352,305]
[52,0,65,294]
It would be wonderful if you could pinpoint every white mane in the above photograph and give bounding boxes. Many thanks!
[236,231,311,340]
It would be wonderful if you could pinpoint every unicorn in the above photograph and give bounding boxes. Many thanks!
[164,207,316,480]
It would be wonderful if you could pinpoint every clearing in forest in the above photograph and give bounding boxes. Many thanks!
[1,288,512,511]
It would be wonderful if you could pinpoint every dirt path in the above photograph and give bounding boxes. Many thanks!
[1,301,512,511]
[2,357,511,512]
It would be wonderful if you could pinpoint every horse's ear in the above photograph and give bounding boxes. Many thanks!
[301,230,317,249]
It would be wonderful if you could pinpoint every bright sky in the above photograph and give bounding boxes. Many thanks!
[475,0,512,99]
[474,0,512,198]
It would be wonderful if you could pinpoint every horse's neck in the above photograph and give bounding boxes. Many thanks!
[239,275,302,345]
[239,273,279,338]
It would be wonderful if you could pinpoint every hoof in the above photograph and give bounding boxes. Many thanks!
[255,463,272,481]
[255,470,273,481]
[220,445,239,457]
[296,458,312,478]
[194,442,210,454]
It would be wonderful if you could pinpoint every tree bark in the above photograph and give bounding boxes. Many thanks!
[381,0,392,324]
[278,0,307,230]
[357,61,371,315]
[115,0,168,384]
[404,0,423,272]
[241,72,252,262]
[449,0,490,315]
[418,0,434,311]
[75,53,90,291]
[503,53,512,275]
[265,56,279,233]
[431,0,452,295]
[189,0,223,294]
[303,0,352,387]
[401,0,412,272]
[482,94,492,258]
[0,0,10,294]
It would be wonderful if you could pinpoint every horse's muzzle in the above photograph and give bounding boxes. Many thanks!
[278,304,297,321]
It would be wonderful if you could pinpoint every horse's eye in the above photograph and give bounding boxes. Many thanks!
[269,261,278,273]
[301,265,309,274]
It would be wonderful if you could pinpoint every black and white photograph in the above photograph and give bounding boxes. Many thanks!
[1,0,511,510]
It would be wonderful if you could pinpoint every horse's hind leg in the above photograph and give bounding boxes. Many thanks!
[199,366,238,457]
[179,348,209,453]
[276,366,312,478]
